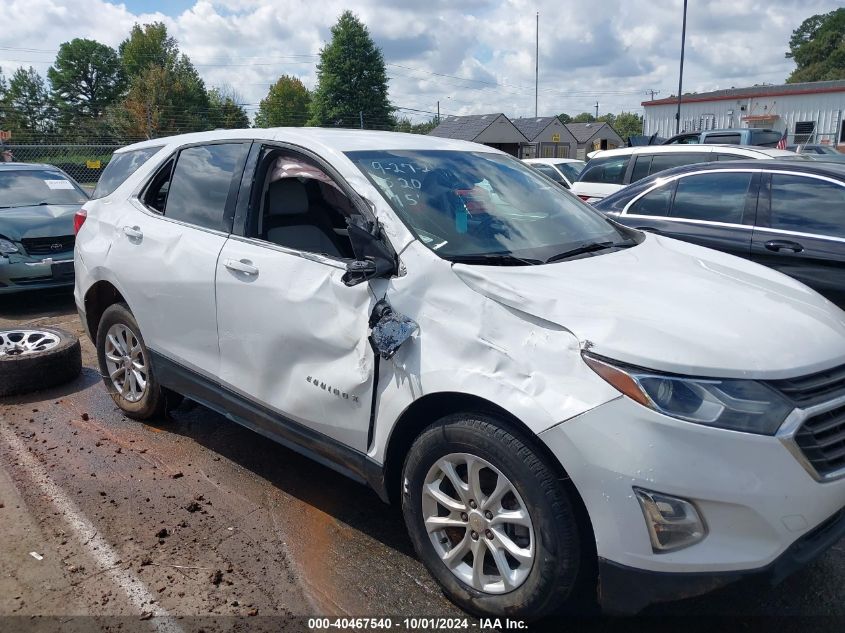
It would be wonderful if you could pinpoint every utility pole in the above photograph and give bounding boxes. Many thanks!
[437,101,440,124]
[535,12,539,118]
[359,111,364,130]
[676,0,688,134]
[594,101,599,119]
[647,89,660,102]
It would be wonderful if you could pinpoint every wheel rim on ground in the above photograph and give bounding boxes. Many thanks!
[104,323,148,403]
[0,329,61,357]
[422,452,535,594]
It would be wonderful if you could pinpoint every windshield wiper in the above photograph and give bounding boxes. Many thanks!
[545,240,634,263]
[447,253,543,266]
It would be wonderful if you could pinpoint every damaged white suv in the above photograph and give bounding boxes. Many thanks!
[75,129,845,618]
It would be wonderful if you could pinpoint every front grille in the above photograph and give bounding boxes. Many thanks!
[770,364,845,408]
[21,235,75,256]
[794,403,845,477]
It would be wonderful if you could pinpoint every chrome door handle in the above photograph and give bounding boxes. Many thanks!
[224,258,259,275]
[123,225,143,239]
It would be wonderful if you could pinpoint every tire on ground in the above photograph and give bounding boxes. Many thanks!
[401,412,584,620]
[95,302,177,420]
[0,327,82,397]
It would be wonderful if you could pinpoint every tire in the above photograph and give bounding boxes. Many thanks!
[0,327,82,396]
[401,413,583,620]
[95,303,178,420]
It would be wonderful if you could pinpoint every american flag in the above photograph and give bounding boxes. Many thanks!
[776,129,788,150]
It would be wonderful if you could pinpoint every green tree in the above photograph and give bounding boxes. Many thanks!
[557,113,572,124]
[47,38,124,136]
[610,112,643,141]
[116,23,210,137]
[119,22,179,79]
[786,8,845,83]
[309,11,392,128]
[207,86,249,129]
[572,112,596,123]
[4,67,55,137]
[254,75,310,127]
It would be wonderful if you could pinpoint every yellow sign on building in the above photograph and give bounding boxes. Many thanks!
[551,133,560,143]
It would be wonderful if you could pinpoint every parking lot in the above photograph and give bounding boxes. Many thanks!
[0,290,843,630]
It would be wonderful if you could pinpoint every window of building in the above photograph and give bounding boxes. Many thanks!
[794,121,816,144]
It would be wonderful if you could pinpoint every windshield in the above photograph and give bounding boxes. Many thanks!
[555,161,586,181]
[346,150,631,263]
[0,170,88,208]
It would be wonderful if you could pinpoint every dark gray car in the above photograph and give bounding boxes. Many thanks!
[0,163,89,294]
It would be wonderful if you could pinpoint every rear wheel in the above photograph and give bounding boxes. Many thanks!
[401,413,583,619]
[95,303,179,419]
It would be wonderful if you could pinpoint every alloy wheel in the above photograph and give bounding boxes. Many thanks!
[103,323,148,403]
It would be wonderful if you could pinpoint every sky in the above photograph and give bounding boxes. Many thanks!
[0,0,841,124]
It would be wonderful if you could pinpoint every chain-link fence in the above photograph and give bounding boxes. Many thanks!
[3,143,127,186]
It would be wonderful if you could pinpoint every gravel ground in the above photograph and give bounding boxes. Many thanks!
[0,289,843,632]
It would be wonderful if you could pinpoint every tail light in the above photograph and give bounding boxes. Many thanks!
[73,209,87,235]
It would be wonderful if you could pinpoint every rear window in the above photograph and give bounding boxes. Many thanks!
[92,146,163,199]
[752,131,783,147]
[0,170,88,208]
[578,155,630,185]
[704,133,741,145]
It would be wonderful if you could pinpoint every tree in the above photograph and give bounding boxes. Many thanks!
[4,67,55,137]
[254,75,310,127]
[572,112,596,123]
[119,22,179,79]
[610,112,643,141]
[557,113,572,124]
[47,38,124,136]
[115,23,210,137]
[207,86,249,129]
[786,8,845,83]
[393,116,438,134]
[309,11,392,128]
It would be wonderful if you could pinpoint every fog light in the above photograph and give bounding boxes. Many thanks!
[633,488,706,553]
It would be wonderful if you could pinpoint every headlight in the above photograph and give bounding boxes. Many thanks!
[0,237,19,255]
[583,352,793,435]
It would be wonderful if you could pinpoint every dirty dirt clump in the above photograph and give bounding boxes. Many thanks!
[210,570,223,586]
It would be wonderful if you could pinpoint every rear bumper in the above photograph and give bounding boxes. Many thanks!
[598,507,845,614]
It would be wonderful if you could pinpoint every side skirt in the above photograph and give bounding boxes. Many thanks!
[150,350,389,502]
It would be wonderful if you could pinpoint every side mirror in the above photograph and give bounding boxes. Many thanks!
[342,220,397,287]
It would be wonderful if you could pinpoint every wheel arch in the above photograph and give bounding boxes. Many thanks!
[83,280,127,343]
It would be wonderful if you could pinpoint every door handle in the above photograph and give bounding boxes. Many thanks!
[224,258,259,275]
[764,239,803,253]
[122,225,143,239]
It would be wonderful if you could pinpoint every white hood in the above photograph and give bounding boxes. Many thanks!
[452,234,845,380]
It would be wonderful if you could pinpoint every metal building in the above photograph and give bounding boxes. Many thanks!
[511,116,578,159]
[642,79,845,148]
[428,113,528,156]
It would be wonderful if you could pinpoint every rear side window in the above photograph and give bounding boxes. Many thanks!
[579,155,629,185]
[92,146,163,199]
[769,174,845,238]
[648,153,708,176]
[704,133,741,145]
[155,143,249,232]
[630,156,652,183]
[534,164,564,184]
[671,172,752,223]
[628,183,674,216]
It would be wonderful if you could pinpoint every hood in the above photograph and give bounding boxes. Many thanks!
[0,204,78,241]
[452,234,845,379]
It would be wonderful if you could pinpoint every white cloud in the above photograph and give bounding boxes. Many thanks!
[0,0,841,123]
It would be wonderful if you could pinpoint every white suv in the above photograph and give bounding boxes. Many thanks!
[75,129,845,618]
[570,144,807,203]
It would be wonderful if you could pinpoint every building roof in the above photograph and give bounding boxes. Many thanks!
[511,116,559,141]
[565,122,619,143]
[428,113,525,142]
[642,79,845,107]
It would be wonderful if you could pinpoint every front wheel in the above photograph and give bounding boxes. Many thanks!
[95,303,179,419]
[401,413,584,619]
